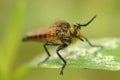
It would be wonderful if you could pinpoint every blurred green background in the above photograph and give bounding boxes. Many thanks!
[0,0,120,80]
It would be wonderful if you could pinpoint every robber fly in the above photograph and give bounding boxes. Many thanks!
[22,15,102,75]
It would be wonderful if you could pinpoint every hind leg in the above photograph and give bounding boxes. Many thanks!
[38,42,60,65]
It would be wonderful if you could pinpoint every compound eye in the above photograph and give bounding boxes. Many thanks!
[74,24,78,29]
[76,24,79,27]
[74,23,81,29]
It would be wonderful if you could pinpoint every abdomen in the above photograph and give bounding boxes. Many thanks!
[22,27,59,42]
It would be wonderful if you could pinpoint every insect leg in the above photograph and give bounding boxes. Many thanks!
[82,36,103,48]
[38,42,60,65]
[56,44,68,75]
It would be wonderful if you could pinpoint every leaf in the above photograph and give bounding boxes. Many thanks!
[13,66,33,80]
[25,38,120,71]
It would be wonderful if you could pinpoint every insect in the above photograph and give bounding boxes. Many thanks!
[22,15,102,75]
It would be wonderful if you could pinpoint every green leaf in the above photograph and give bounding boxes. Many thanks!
[25,38,120,71]
[13,66,33,80]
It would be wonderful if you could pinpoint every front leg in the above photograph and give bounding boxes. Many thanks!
[82,36,103,48]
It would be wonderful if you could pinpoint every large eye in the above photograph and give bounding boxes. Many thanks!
[74,24,81,29]
[73,24,78,30]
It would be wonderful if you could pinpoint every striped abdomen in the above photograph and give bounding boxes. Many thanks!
[22,27,59,42]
